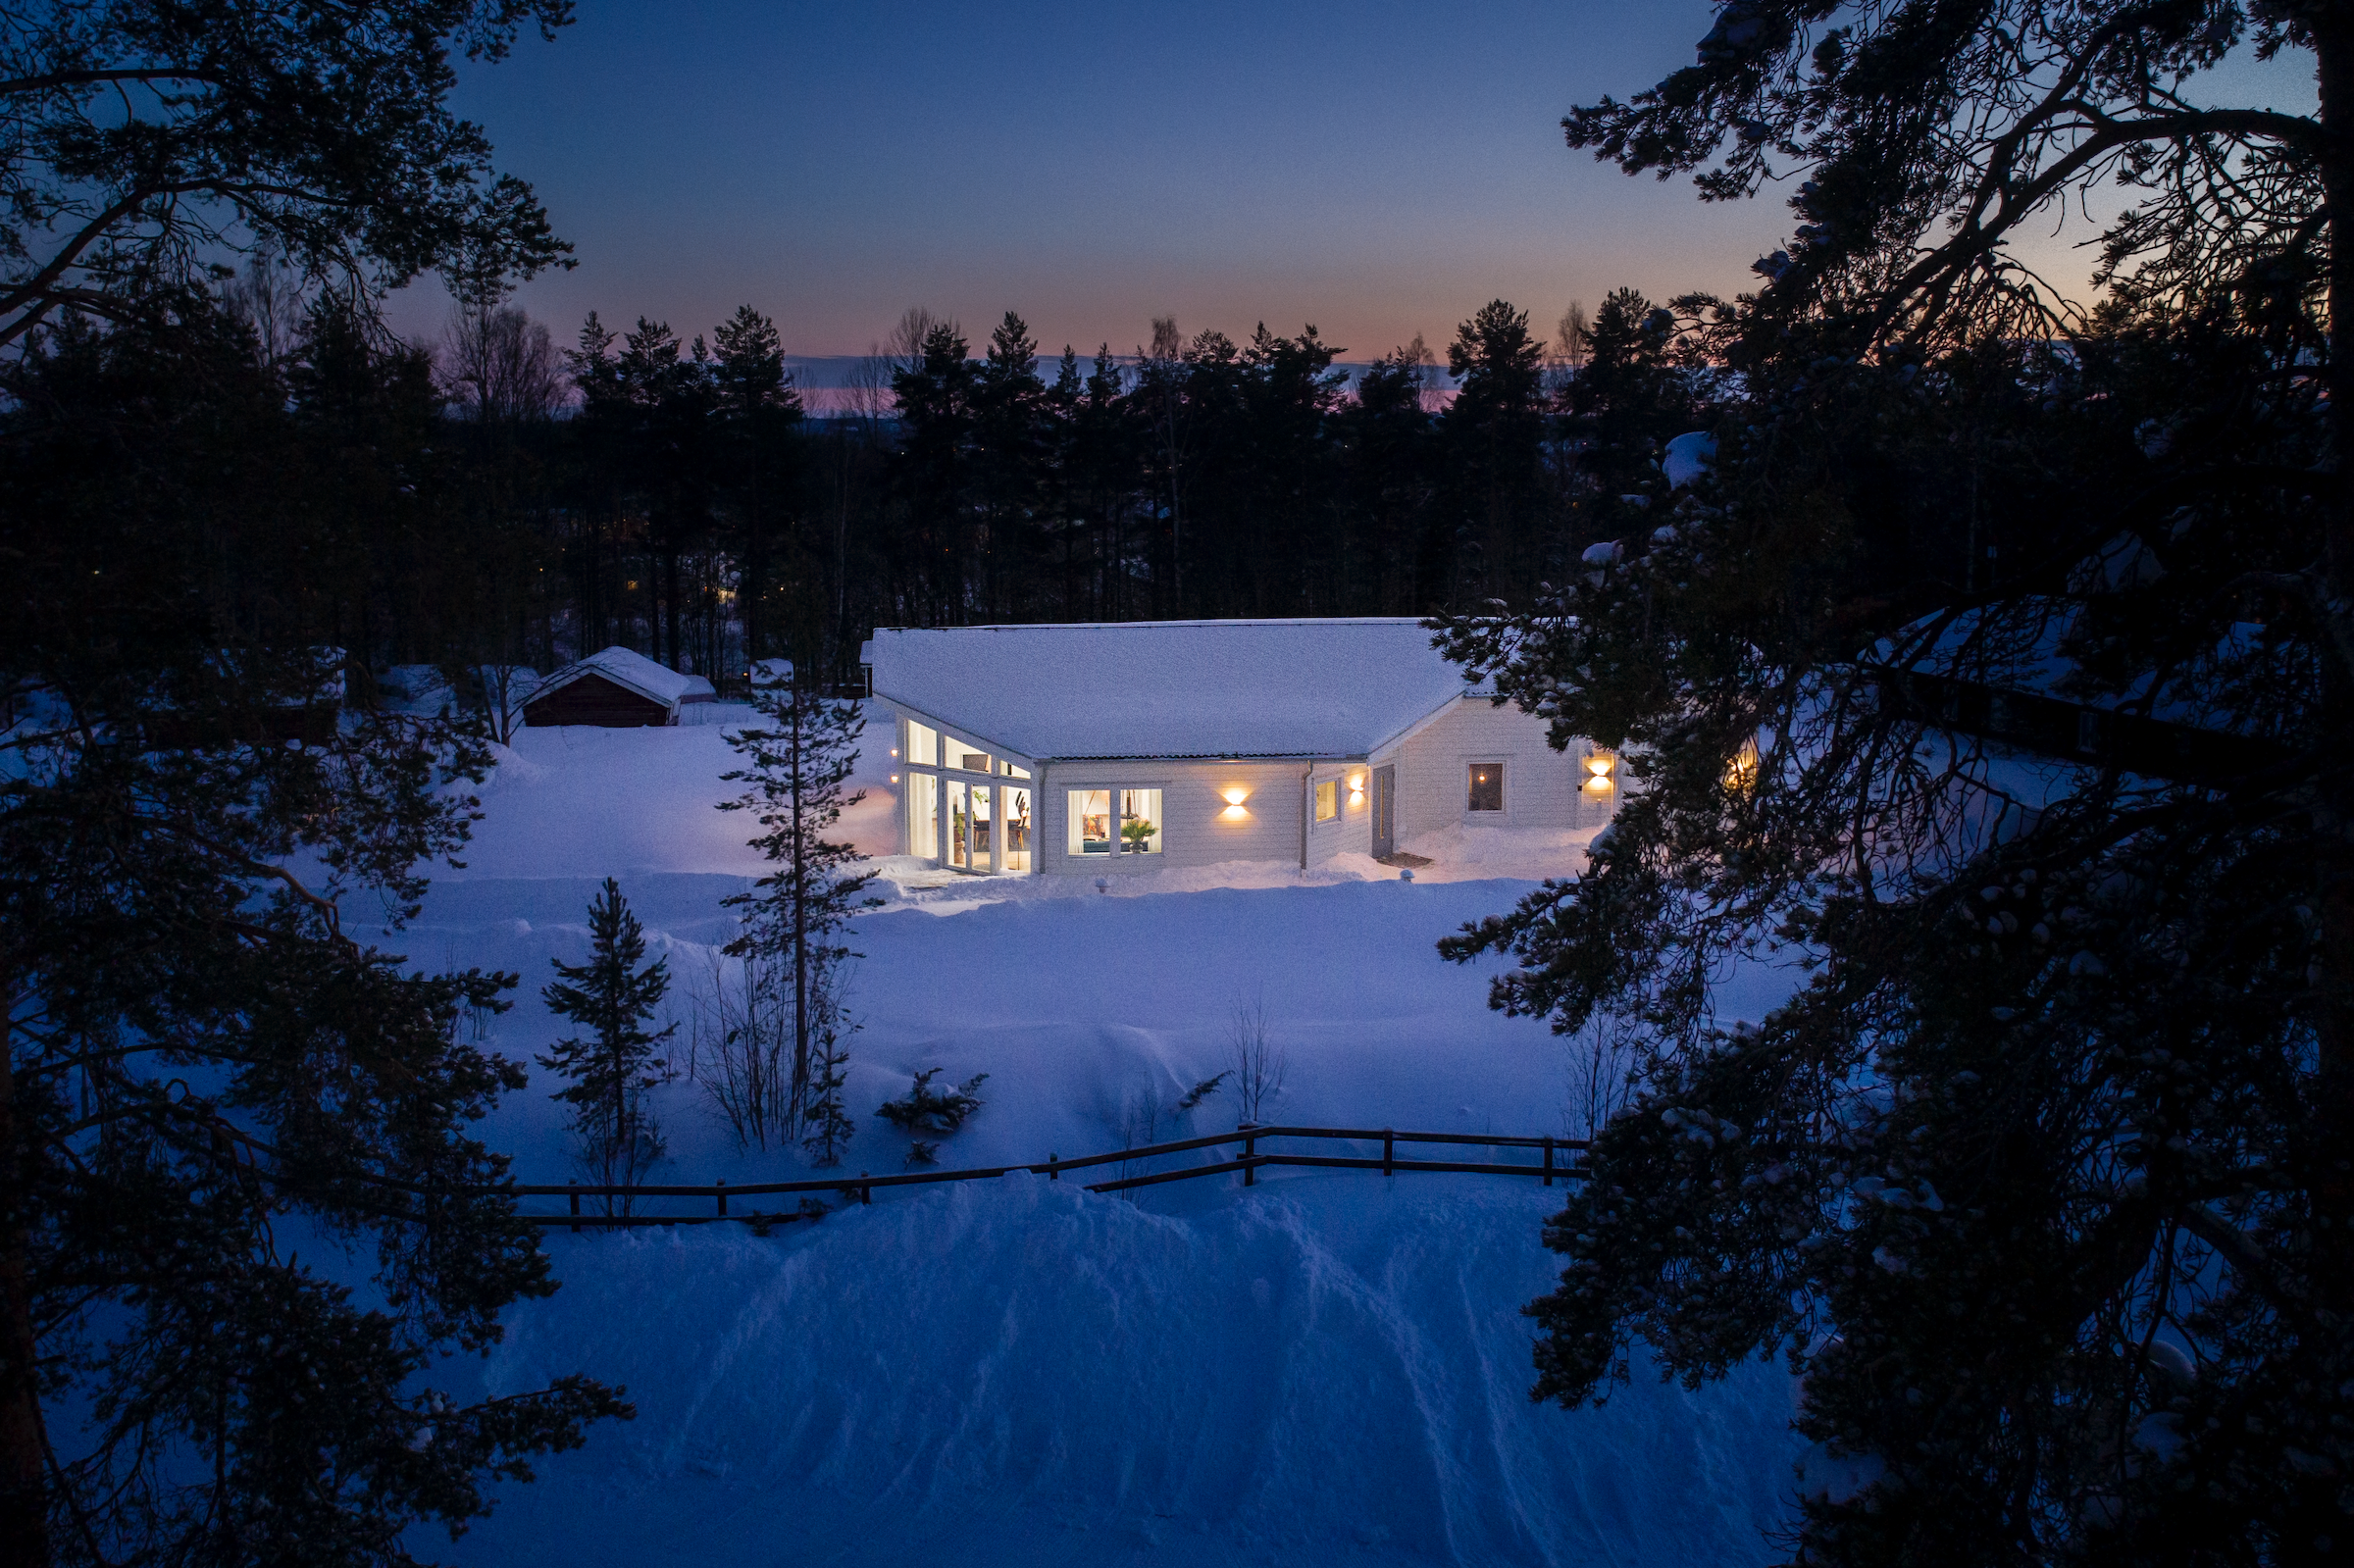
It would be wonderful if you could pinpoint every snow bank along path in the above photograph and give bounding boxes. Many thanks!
[377,708,1802,1566]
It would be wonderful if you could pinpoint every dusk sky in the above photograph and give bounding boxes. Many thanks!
[389,1,2310,363]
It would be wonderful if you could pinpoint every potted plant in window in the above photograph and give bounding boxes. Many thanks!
[1120,816,1155,854]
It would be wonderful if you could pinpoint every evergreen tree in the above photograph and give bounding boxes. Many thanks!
[1442,300,1551,605]
[1336,339,1438,612]
[1,294,624,1566]
[970,312,1049,619]
[891,324,979,622]
[1557,286,1708,519]
[0,2,574,349]
[720,662,880,1163]
[1435,5,2354,1563]
[710,305,803,669]
[537,880,677,1205]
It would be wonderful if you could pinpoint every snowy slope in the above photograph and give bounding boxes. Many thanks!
[372,704,1804,1566]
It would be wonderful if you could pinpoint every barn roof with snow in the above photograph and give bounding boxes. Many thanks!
[524,645,714,728]
[862,619,1482,761]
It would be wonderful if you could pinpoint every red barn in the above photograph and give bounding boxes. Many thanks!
[523,646,712,729]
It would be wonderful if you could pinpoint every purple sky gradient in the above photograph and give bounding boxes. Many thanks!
[384,1,2316,363]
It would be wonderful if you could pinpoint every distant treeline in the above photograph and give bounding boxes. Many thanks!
[2,278,1712,695]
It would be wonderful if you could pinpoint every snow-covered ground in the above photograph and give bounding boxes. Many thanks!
[372,705,1802,1567]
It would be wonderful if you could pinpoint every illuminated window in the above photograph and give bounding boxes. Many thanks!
[906,773,938,857]
[1467,763,1505,813]
[1002,787,1031,871]
[904,721,938,766]
[954,748,992,773]
[1067,789,1112,855]
[1314,780,1338,822]
[1066,787,1163,856]
[1120,789,1162,854]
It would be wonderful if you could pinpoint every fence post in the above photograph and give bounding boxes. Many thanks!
[1383,1128,1394,1177]
[716,1179,727,1219]
[568,1183,581,1235]
[1542,1138,1554,1188]
[1243,1126,1255,1188]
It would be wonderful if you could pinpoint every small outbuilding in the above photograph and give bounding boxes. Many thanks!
[523,645,711,729]
[863,619,1619,876]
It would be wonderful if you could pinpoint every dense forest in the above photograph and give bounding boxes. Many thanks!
[3,277,1713,700]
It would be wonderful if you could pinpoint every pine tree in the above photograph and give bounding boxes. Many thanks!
[720,661,880,1163]
[1432,7,2354,1563]
[1,294,626,1565]
[1442,300,1551,605]
[538,880,676,1207]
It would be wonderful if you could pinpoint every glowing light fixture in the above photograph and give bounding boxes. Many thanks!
[1220,784,1252,821]
[1221,786,1250,805]
[1583,749,1616,791]
[1724,737,1762,792]
[890,774,899,784]
[1348,773,1365,799]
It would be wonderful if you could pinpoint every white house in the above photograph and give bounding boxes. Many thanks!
[862,619,1619,876]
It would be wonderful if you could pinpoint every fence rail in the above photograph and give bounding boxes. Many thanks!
[522,1124,1588,1231]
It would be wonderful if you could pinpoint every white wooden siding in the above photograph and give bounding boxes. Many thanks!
[1039,759,1306,875]
[1304,760,1378,866]
[1380,697,1607,844]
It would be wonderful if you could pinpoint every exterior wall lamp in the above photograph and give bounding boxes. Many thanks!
[1582,750,1615,791]
[1724,737,1762,792]
[1220,785,1251,820]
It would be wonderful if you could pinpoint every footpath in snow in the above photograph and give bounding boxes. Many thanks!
[371,707,1803,1567]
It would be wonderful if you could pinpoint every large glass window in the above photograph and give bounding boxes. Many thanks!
[905,720,938,766]
[1068,789,1112,856]
[1065,787,1164,858]
[906,772,938,858]
[952,746,992,773]
[1467,762,1505,813]
[1119,788,1162,854]
[948,781,972,868]
[1002,787,1031,872]
[1314,780,1338,823]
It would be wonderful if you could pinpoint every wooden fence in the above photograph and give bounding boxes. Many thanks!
[521,1124,1588,1232]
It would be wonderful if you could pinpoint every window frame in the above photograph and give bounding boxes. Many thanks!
[1061,782,1169,864]
[896,712,1033,873]
[1465,758,1508,816]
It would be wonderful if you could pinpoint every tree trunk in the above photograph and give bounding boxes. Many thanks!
[0,1028,52,1568]
[792,689,810,1128]
[665,549,684,674]
[2311,4,2354,1323]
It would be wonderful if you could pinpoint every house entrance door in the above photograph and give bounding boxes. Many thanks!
[1371,765,1396,858]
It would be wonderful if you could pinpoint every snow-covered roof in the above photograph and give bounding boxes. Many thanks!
[1879,601,2269,732]
[530,645,702,714]
[863,619,1480,761]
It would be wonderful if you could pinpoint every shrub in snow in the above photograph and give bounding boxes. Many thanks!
[877,1069,990,1162]
[1177,1073,1229,1114]
[1227,992,1287,1126]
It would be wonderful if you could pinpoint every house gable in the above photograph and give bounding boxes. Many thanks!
[523,671,673,729]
